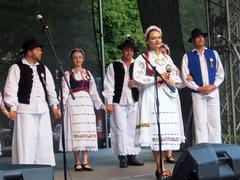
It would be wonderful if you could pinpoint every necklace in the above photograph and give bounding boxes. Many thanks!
[154,54,166,66]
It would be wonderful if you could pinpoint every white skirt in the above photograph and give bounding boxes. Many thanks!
[60,91,98,152]
[135,84,185,151]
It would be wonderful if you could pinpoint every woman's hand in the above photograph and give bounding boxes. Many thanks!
[186,75,193,81]
[161,72,170,80]
[166,78,174,86]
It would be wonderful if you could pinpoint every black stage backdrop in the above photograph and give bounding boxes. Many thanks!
[137,0,193,147]
[0,0,104,154]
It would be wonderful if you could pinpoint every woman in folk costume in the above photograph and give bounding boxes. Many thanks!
[59,48,105,171]
[0,92,9,118]
[133,26,185,179]
[0,91,9,156]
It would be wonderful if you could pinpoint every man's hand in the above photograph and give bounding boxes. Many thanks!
[52,108,62,120]
[106,104,113,115]
[128,80,134,88]
[204,85,216,93]
[8,111,17,121]
[197,85,216,94]
[1,106,9,119]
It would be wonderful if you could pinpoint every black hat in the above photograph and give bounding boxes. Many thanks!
[117,36,137,52]
[19,38,44,54]
[188,28,208,43]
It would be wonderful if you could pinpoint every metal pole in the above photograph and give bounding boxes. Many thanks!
[205,0,211,47]
[226,0,237,143]
[98,0,109,148]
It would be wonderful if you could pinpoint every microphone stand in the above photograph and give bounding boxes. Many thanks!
[217,35,240,62]
[228,41,240,63]
[39,21,75,180]
[141,55,174,180]
[154,69,164,178]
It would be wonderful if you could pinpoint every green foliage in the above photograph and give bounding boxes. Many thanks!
[94,0,145,66]
[179,0,206,51]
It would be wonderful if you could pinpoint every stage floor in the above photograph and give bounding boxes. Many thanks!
[1,148,180,180]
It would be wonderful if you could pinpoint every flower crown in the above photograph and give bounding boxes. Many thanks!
[144,25,162,38]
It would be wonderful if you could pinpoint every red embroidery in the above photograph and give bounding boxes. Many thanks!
[73,134,97,139]
[144,51,155,76]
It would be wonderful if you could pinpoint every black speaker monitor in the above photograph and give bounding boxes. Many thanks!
[0,165,53,180]
[172,143,240,180]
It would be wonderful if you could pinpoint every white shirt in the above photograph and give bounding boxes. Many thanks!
[181,48,225,91]
[102,59,135,105]
[4,58,59,113]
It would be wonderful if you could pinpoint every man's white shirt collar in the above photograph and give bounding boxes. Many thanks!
[22,58,40,66]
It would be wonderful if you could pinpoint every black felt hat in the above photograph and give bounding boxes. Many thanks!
[117,37,137,52]
[188,28,208,43]
[19,38,44,54]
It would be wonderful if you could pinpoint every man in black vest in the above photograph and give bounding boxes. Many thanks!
[4,38,61,166]
[103,36,143,168]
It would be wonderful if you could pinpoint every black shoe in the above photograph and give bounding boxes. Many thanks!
[81,164,94,171]
[118,155,128,168]
[127,155,144,166]
[74,164,83,171]
[155,170,160,180]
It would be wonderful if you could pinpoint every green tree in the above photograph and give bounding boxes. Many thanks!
[94,0,145,66]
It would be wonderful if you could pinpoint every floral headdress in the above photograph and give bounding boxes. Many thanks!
[144,25,162,39]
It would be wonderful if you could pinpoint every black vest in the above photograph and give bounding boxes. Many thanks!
[16,60,47,104]
[112,61,139,103]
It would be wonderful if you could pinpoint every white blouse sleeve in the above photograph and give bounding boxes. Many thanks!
[45,66,59,106]
[61,71,70,105]
[102,63,115,104]
[133,55,155,88]
[4,64,20,111]
[89,71,104,110]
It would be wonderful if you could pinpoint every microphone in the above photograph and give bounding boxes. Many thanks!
[36,14,49,32]
[36,14,43,21]
[166,64,172,73]
[165,64,176,92]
